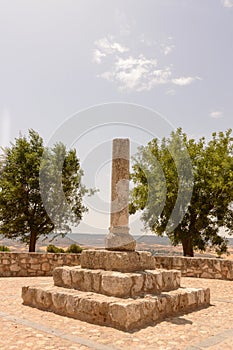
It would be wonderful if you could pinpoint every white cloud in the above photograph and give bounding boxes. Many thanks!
[116,55,157,70]
[99,55,173,91]
[160,37,175,55]
[163,45,175,56]
[210,111,223,118]
[93,49,106,64]
[172,76,201,86]
[222,0,233,8]
[93,34,201,92]
[99,59,201,92]
[95,37,129,55]
[93,36,129,64]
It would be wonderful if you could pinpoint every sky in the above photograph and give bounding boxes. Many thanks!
[0,0,232,235]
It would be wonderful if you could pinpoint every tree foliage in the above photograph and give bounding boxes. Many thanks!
[0,130,89,252]
[130,129,233,256]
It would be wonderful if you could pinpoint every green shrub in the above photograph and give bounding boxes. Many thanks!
[0,245,10,252]
[66,243,82,254]
[46,244,65,253]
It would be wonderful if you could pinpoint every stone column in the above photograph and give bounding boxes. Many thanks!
[105,138,136,251]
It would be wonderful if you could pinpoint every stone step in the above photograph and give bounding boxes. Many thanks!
[22,283,210,331]
[53,266,181,298]
[80,250,155,272]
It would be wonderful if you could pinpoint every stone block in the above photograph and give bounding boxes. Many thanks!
[30,264,41,270]
[101,272,133,297]
[2,259,10,265]
[41,263,51,272]
[80,250,155,272]
[9,264,21,272]
[20,258,27,264]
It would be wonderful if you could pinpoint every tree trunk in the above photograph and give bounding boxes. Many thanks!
[181,237,194,257]
[29,231,37,252]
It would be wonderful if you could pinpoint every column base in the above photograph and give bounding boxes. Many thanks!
[105,228,136,251]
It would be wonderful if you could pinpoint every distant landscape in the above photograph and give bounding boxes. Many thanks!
[1,233,233,259]
[67,233,233,248]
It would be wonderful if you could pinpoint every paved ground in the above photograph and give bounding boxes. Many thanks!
[0,276,232,350]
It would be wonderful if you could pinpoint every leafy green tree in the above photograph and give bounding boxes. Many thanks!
[0,245,10,252]
[46,244,65,253]
[66,243,82,253]
[0,129,89,252]
[130,129,233,256]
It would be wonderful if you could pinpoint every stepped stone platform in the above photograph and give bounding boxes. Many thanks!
[53,266,181,297]
[22,250,210,331]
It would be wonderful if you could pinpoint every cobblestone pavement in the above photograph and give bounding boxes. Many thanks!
[0,276,232,350]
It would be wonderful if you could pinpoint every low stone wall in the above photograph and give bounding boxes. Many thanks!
[0,252,81,277]
[154,256,233,280]
[2,252,233,280]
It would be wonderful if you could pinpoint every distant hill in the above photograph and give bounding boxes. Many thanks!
[67,233,233,247]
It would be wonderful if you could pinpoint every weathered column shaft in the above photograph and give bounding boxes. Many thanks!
[110,138,129,231]
[105,138,136,251]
